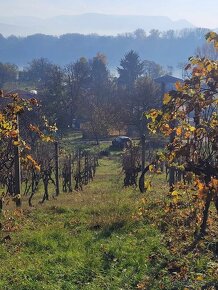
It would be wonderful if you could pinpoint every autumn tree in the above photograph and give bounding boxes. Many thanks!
[134,77,160,135]
[195,42,218,60]
[0,62,18,88]
[23,58,65,126]
[143,60,165,79]
[90,53,109,94]
[23,58,54,89]
[145,32,218,237]
[64,57,91,128]
[81,97,112,144]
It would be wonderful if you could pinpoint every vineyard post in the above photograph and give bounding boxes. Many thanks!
[69,154,72,192]
[55,141,60,196]
[141,134,145,171]
[14,113,21,207]
[169,120,176,191]
[85,152,88,184]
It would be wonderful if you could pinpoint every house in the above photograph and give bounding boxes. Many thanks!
[6,89,38,100]
[155,74,183,93]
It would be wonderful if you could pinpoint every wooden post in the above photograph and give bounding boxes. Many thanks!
[169,120,176,191]
[55,141,60,196]
[68,154,72,192]
[141,134,146,171]
[14,114,21,207]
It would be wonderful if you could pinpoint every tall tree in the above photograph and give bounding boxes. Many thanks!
[23,58,64,125]
[90,53,109,97]
[0,62,18,88]
[143,60,164,79]
[117,50,144,88]
[23,58,54,89]
[64,57,91,127]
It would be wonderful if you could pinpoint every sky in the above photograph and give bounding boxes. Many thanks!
[0,0,217,28]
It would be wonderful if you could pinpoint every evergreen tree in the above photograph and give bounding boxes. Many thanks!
[117,50,144,88]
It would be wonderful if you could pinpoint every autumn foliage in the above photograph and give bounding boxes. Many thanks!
[0,91,57,207]
[146,32,218,236]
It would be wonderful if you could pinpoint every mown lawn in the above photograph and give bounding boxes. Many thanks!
[0,157,217,289]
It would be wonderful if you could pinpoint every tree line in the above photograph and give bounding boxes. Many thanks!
[0,28,213,70]
[1,51,165,142]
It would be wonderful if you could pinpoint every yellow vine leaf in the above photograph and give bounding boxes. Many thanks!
[9,130,18,138]
[0,113,3,122]
[144,180,152,191]
[149,165,154,172]
[196,274,204,281]
[210,178,218,190]
[171,190,179,196]
[175,81,183,91]
[35,165,41,172]
[161,123,172,135]
[176,127,182,136]
[184,131,191,138]
[163,93,171,105]
[189,126,196,132]
[149,109,159,122]
[12,141,20,146]
[26,154,34,162]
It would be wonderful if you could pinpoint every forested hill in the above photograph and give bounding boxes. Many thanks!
[0,28,212,72]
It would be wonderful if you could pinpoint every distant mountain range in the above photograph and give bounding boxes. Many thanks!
[0,13,196,36]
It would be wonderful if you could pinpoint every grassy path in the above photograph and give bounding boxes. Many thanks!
[1,157,216,289]
[0,158,167,290]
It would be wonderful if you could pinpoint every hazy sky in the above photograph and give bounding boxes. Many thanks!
[0,0,217,28]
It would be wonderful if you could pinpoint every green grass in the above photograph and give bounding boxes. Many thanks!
[0,157,217,289]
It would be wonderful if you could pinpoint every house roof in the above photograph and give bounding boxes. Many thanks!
[6,89,37,99]
[155,74,183,84]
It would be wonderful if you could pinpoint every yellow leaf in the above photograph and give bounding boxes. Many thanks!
[171,190,179,196]
[144,181,152,191]
[184,131,191,138]
[189,126,196,132]
[175,81,182,91]
[25,144,31,150]
[163,93,171,105]
[14,105,23,113]
[35,165,41,172]
[196,274,204,281]
[13,141,20,146]
[149,165,154,172]
[176,127,182,136]
[149,109,159,121]
[9,130,18,138]
[26,154,35,163]
[206,64,213,72]
[0,113,3,122]
[161,123,172,135]
[210,178,218,190]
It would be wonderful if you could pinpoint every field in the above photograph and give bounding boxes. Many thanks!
[0,153,217,290]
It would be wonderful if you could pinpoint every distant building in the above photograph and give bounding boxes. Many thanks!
[155,74,183,96]
[6,89,38,100]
